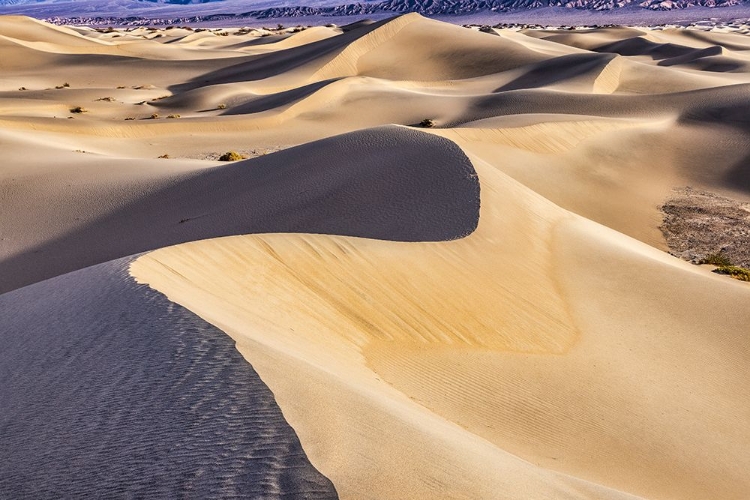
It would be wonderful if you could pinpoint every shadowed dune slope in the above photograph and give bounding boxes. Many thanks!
[0,256,337,499]
[177,13,548,93]
[0,126,479,293]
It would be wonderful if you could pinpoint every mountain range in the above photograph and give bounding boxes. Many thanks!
[247,0,745,18]
[0,0,746,15]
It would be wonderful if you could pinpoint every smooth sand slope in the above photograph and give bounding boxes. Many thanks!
[2,13,750,500]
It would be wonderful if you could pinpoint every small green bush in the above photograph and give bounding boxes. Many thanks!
[714,265,750,282]
[699,253,732,267]
[219,151,245,161]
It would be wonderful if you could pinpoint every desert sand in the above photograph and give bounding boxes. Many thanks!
[2,13,750,499]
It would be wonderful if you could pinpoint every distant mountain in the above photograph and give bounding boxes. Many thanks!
[0,0,746,19]
[246,0,745,18]
[242,0,745,19]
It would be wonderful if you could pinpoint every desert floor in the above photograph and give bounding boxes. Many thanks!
[1,13,750,499]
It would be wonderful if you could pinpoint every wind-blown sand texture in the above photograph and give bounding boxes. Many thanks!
[2,13,750,500]
[0,256,337,498]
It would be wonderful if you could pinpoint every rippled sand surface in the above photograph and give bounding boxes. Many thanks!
[0,257,337,499]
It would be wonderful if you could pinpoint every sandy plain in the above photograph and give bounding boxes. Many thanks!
[1,13,750,499]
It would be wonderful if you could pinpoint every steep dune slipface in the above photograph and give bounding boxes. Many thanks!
[3,13,750,500]
[0,126,479,293]
[0,256,338,498]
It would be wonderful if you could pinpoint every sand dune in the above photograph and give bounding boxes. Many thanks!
[0,256,337,498]
[3,12,750,500]
[0,126,478,293]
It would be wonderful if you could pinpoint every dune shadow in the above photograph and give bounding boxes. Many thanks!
[0,256,339,498]
[222,78,340,115]
[169,17,394,93]
[679,97,750,134]
[0,126,480,294]
[726,151,750,193]
[495,53,616,92]
[593,37,695,60]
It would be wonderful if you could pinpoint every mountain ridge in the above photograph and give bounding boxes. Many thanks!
[1,0,746,14]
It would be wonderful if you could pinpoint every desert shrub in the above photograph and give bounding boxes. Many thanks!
[219,151,245,161]
[18,87,27,91]
[96,97,116,102]
[149,113,159,119]
[699,253,732,267]
[124,117,135,120]
[713,265,750,282]
[419,118,434,128]
[158,154,170,159]
[70,106,86,113]
[167,114,180,119]
[56,82,71,89]
[217,103,227,110]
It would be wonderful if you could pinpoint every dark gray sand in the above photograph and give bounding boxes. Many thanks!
[0,256,338,499]
[0,126,480,293]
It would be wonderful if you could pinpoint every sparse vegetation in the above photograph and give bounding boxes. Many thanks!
[167,114,180,119]
[117,86,126,89]
[699,252,732,267]
[696,252,750,282]
[149,113,159,119]
[56,83,71,89]
[96,97,116,102]
[70,106,87,113]
[713,265,750,282]
[419,118,435,128]
[158,154,170,159]
[18,87,27,91]
[218,151,245,161]
[217,103,227,110]
[124,117,135,121]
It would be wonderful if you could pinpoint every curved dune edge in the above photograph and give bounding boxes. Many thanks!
[130,143,750,499]
[0,256,338,498]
